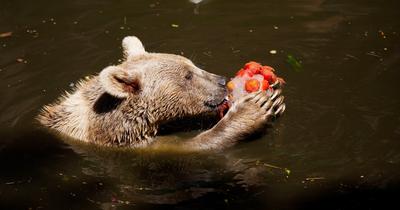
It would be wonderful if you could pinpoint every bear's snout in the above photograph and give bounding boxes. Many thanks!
[217,76,227,87]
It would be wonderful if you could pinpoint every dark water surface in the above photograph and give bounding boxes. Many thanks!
[1,0,400,209]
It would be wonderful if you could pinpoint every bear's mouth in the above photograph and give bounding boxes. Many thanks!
[204,98,226,109]
[204,87,227,109]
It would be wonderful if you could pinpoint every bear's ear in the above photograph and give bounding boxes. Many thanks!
[99,66,141,98]
[122,36,146,59]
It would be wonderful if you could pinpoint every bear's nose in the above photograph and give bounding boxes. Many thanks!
[217,77,226,87]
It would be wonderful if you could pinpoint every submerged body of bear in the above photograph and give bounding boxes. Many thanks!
[38,36,285,150]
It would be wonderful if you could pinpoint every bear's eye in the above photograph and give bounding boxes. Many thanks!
[185,71,193,80]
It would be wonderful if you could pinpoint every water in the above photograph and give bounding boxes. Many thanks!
[1,0,400,209]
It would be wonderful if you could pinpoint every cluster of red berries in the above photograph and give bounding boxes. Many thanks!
[217,61,284,118]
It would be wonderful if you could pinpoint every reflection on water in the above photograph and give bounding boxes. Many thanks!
[1,0,400,209]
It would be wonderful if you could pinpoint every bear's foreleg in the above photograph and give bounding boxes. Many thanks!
[184,90,285,151]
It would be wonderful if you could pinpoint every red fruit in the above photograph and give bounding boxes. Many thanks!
[249,67,260,74]
[245,79,260,93]
[243,70,254,77]
[236,68,246,77]
[261,80,269,90]
[226,81,235,91]
[218,101,230,118]
[236,68,254,77]
[264,74,274,83]
[260,68,277,83]
[261,65,275,72]
[244,61,262,70]
[244,61,262,74]
[270,74,277,83]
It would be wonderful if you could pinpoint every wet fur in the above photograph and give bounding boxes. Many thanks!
[38,36,285,150]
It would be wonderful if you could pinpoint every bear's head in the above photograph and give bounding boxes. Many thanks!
[99,36,227,123]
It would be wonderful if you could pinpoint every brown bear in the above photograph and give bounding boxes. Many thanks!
[37,36,285,150]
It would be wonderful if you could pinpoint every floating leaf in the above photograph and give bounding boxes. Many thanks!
[286,54,302,72]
